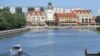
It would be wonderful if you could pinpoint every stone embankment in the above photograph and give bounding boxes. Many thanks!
[0,28,30,36]
[28,25,100,29]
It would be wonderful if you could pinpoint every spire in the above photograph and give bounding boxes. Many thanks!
[47,2,53,9]
[48,2,52,6]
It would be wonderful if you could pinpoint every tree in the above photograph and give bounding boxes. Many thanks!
[95,16,100,31]
[12,13,26,28]
[0,9,5,13]
[15,7,22,14]
[95,16,100,23]
[0,9,26,30]
[3,7,10,12]
[0,14,8,30]
[0,11,15,29]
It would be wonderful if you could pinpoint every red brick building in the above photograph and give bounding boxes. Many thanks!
[54,13,78,26]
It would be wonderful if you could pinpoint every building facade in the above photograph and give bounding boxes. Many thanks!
[26,2,94,26]
[54,13,78,26]
[26,11,46,26]
[72,10,92,25]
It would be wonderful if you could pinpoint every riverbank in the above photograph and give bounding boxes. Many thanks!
[0,27,30,36]
[0,26,98,36]
[28,25,99,29]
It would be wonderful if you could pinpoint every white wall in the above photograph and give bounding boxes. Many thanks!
[10,7,15,14]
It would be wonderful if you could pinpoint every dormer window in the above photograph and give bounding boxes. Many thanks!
[33,13,35,16]
[37,13,40,16]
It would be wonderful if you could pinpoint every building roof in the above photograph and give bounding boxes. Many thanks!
[28,11,45,16]
[54,13,78,18]
[72,10,91,14]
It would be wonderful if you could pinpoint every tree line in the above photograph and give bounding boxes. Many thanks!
[0,9,26,30]
[96,16,100,31]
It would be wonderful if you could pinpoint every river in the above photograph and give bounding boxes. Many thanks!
[0,28,100,56]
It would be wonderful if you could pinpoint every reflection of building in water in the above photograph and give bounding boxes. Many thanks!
[77,28,93,32]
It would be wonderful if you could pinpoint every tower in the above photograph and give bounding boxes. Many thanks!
[45,2,55,26]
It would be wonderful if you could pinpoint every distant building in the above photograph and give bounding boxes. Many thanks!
[54,13,78,26]
[26,11,46,26]
[10,7,16,14]
[35,7,40,11]
[98,9,100,16]
[22,7,28,15]
[28,7,34,11]
[15,7,22,13]
[0,7,3,9]
[72,10,92,24]
[3,7,10,12]
[54,8,64,13]
[40,7,44,11]
[64,9,71,13]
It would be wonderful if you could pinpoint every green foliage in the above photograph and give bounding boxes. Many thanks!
[95,16,100,31]
[0,9,26,30]
[13,13,26,28]
[3,7,10,12]
[95,16,100,23]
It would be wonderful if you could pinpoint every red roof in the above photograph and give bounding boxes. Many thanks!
[28,11,44,16]
[72,10,91,14]
[54,13,78,18]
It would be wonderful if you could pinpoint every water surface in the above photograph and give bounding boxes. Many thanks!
[0,28,100,56]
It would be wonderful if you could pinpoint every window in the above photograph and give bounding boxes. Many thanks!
[37,13,40,16]
[89,19,91,23]
[85,19,88,23]
[42,17,44,19]
[82,19,84,23]
[32,19,35,22]
[37,17,40,20]
[33,17,35,19]
[33,13,35,16]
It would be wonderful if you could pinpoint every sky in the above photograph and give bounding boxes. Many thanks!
[0,0,100,15]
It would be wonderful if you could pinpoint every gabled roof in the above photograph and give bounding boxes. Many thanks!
[54,13,78,18]
[28,11,45,16]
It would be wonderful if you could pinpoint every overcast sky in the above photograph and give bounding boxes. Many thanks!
[0,0,100,15]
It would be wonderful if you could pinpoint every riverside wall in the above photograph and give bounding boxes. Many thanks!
[0,28,30,36]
